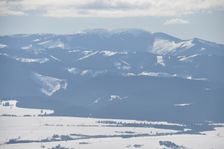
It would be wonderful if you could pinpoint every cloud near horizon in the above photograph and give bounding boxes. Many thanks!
[163,18,190,25]
[0,0,224,17]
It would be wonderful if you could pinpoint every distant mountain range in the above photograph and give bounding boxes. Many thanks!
[0,29,223,123]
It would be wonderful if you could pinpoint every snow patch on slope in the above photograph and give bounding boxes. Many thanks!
[33,73,67,96]
[67,67,79,75]
[110,95,128,101]
[0,43,7,48]
[49,42,64,49]
[68,49,80,53]
[125,72,208,81]
[185,75,207,81]
[50,55,61,62]
[37,40,64,49]
[100,50,117,57]
[152,39,194,55]
[153,39,180,54]
[156,56,165,66]
[15,57,49,63]
[70,69,107,77]
[37,40,51,45]
[93,97,101,104]
[80,70,90,76]
[33,39,40,42]
[138,72,160,77]
[0,53,49,63]
[114,61,131,70]
[174,103,192,107]
[78,51,99,61]
[21,44,32,50]
[178,54,198,62]
[180,40,194,49]
[126,72,172,77]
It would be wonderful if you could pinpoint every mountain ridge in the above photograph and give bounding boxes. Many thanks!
[0,29,224,123]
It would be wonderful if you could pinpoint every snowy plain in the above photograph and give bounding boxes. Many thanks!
[0,100,224,149]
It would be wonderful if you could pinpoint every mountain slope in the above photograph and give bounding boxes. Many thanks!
[0,29,224,123]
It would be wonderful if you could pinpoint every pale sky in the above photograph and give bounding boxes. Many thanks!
[0,0,224,43]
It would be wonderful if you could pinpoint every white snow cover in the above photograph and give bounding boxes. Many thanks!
[0,115,223,149]
[180,40,194,49]
[0,100,54,116]
[125,72,173,78]
[114,61,131,70]
[0,43,7,48]
[68,49,80,53]
[178,54,198,62]
[33,39,40,42]
[78,51,99,61]
[0,53,9,56]
[37,40,51,45]
[67,67,79,75]
[94,97,101,104]
[125,72,208,81]
[0,53,48,63]
[80,70,90,76]
[153,39,180,54]
[50,55,61,62]
[138,72,160,77]
[0,100,17,107]
[74,69,107,77]
[82,50,93,55]
[100,50,117,56]
[156,55,165,66]
[15,57,49,63]
[33,73,67,96]
[174,103,192,107]
[49,42,64,49]
[201,47,206,51]
[120,60,129,66]
[152,39,194,55]
[185,75,207,81]
[21,44,32,50]
[0,116,180,148]
[37,40,64,49]
[109,95,128,101]
[120,51,128,55]
[126,72,136,76]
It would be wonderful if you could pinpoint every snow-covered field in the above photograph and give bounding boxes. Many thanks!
[0,100,54,116]
[0,100,224,149]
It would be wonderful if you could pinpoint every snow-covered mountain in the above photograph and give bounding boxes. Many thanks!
[0,29,223,123]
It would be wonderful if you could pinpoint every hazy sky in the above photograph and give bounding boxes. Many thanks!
[0,0,224,43]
